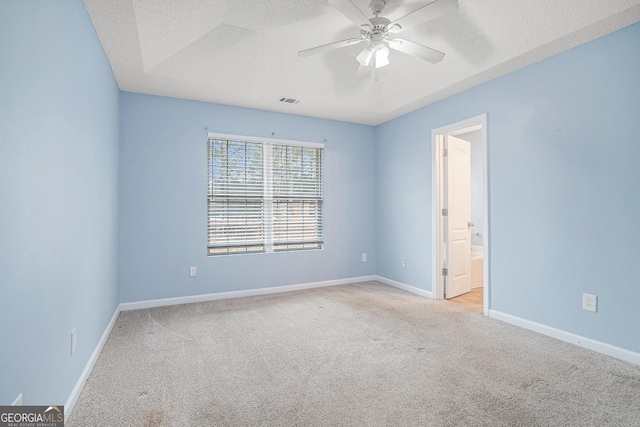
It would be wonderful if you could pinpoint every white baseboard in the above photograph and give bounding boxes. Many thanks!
[11,393,23,406]
[375,276,434,299]
[65,305,121,420]
[119,275,377,311]
[489,310,640,366]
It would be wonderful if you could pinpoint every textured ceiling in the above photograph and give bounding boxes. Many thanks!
[84,0,640,125]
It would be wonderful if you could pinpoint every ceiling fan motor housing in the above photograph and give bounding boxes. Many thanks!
[370,16,391,33]
[362,16,392,42]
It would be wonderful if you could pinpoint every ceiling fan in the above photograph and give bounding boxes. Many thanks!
[299,0,458,75]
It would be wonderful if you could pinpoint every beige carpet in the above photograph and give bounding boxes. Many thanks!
[67,282,640,426]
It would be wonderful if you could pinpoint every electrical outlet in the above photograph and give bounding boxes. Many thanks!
[361,253,367,262]
[401,260,406,268]
[189,266,197,277]
[583,293,597,312]
[71,329,77,355]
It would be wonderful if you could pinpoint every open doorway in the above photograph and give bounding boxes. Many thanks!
[432,114,489,315]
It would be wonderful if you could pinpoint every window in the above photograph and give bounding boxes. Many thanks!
[207,133,324,255]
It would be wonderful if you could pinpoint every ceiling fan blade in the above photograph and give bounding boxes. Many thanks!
[298,38,366,57]
[387,38,445,64]
[328,0,372,30]
[389,0,458,32]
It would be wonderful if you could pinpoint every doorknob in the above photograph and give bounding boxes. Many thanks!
[468,221,474,227]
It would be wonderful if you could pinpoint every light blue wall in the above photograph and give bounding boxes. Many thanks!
[0,0,120,406]
[376,22,640,353]
[376,111,436,287]
[119,93,376,303]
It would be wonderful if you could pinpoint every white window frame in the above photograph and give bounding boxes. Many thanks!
[207,132,324,256]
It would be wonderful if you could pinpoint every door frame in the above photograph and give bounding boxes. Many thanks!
[432,114,489,315]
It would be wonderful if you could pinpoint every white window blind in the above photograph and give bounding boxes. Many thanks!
[207,133,324,255]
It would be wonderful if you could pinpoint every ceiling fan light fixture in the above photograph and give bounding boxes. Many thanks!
[356,46,375,67]
[375,44,390,68]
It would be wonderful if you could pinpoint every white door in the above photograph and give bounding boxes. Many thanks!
[445,135,472,299]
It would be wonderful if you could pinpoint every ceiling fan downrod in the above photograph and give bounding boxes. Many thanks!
[368,0,387,16]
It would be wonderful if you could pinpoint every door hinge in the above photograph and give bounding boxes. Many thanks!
[442,208,448,216]
[442,268,448,276]
[442,149,448,156]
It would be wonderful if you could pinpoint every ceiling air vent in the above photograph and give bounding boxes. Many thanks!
[279,97,300,105]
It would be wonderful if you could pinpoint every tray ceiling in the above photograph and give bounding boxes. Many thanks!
[84,0,640,125]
